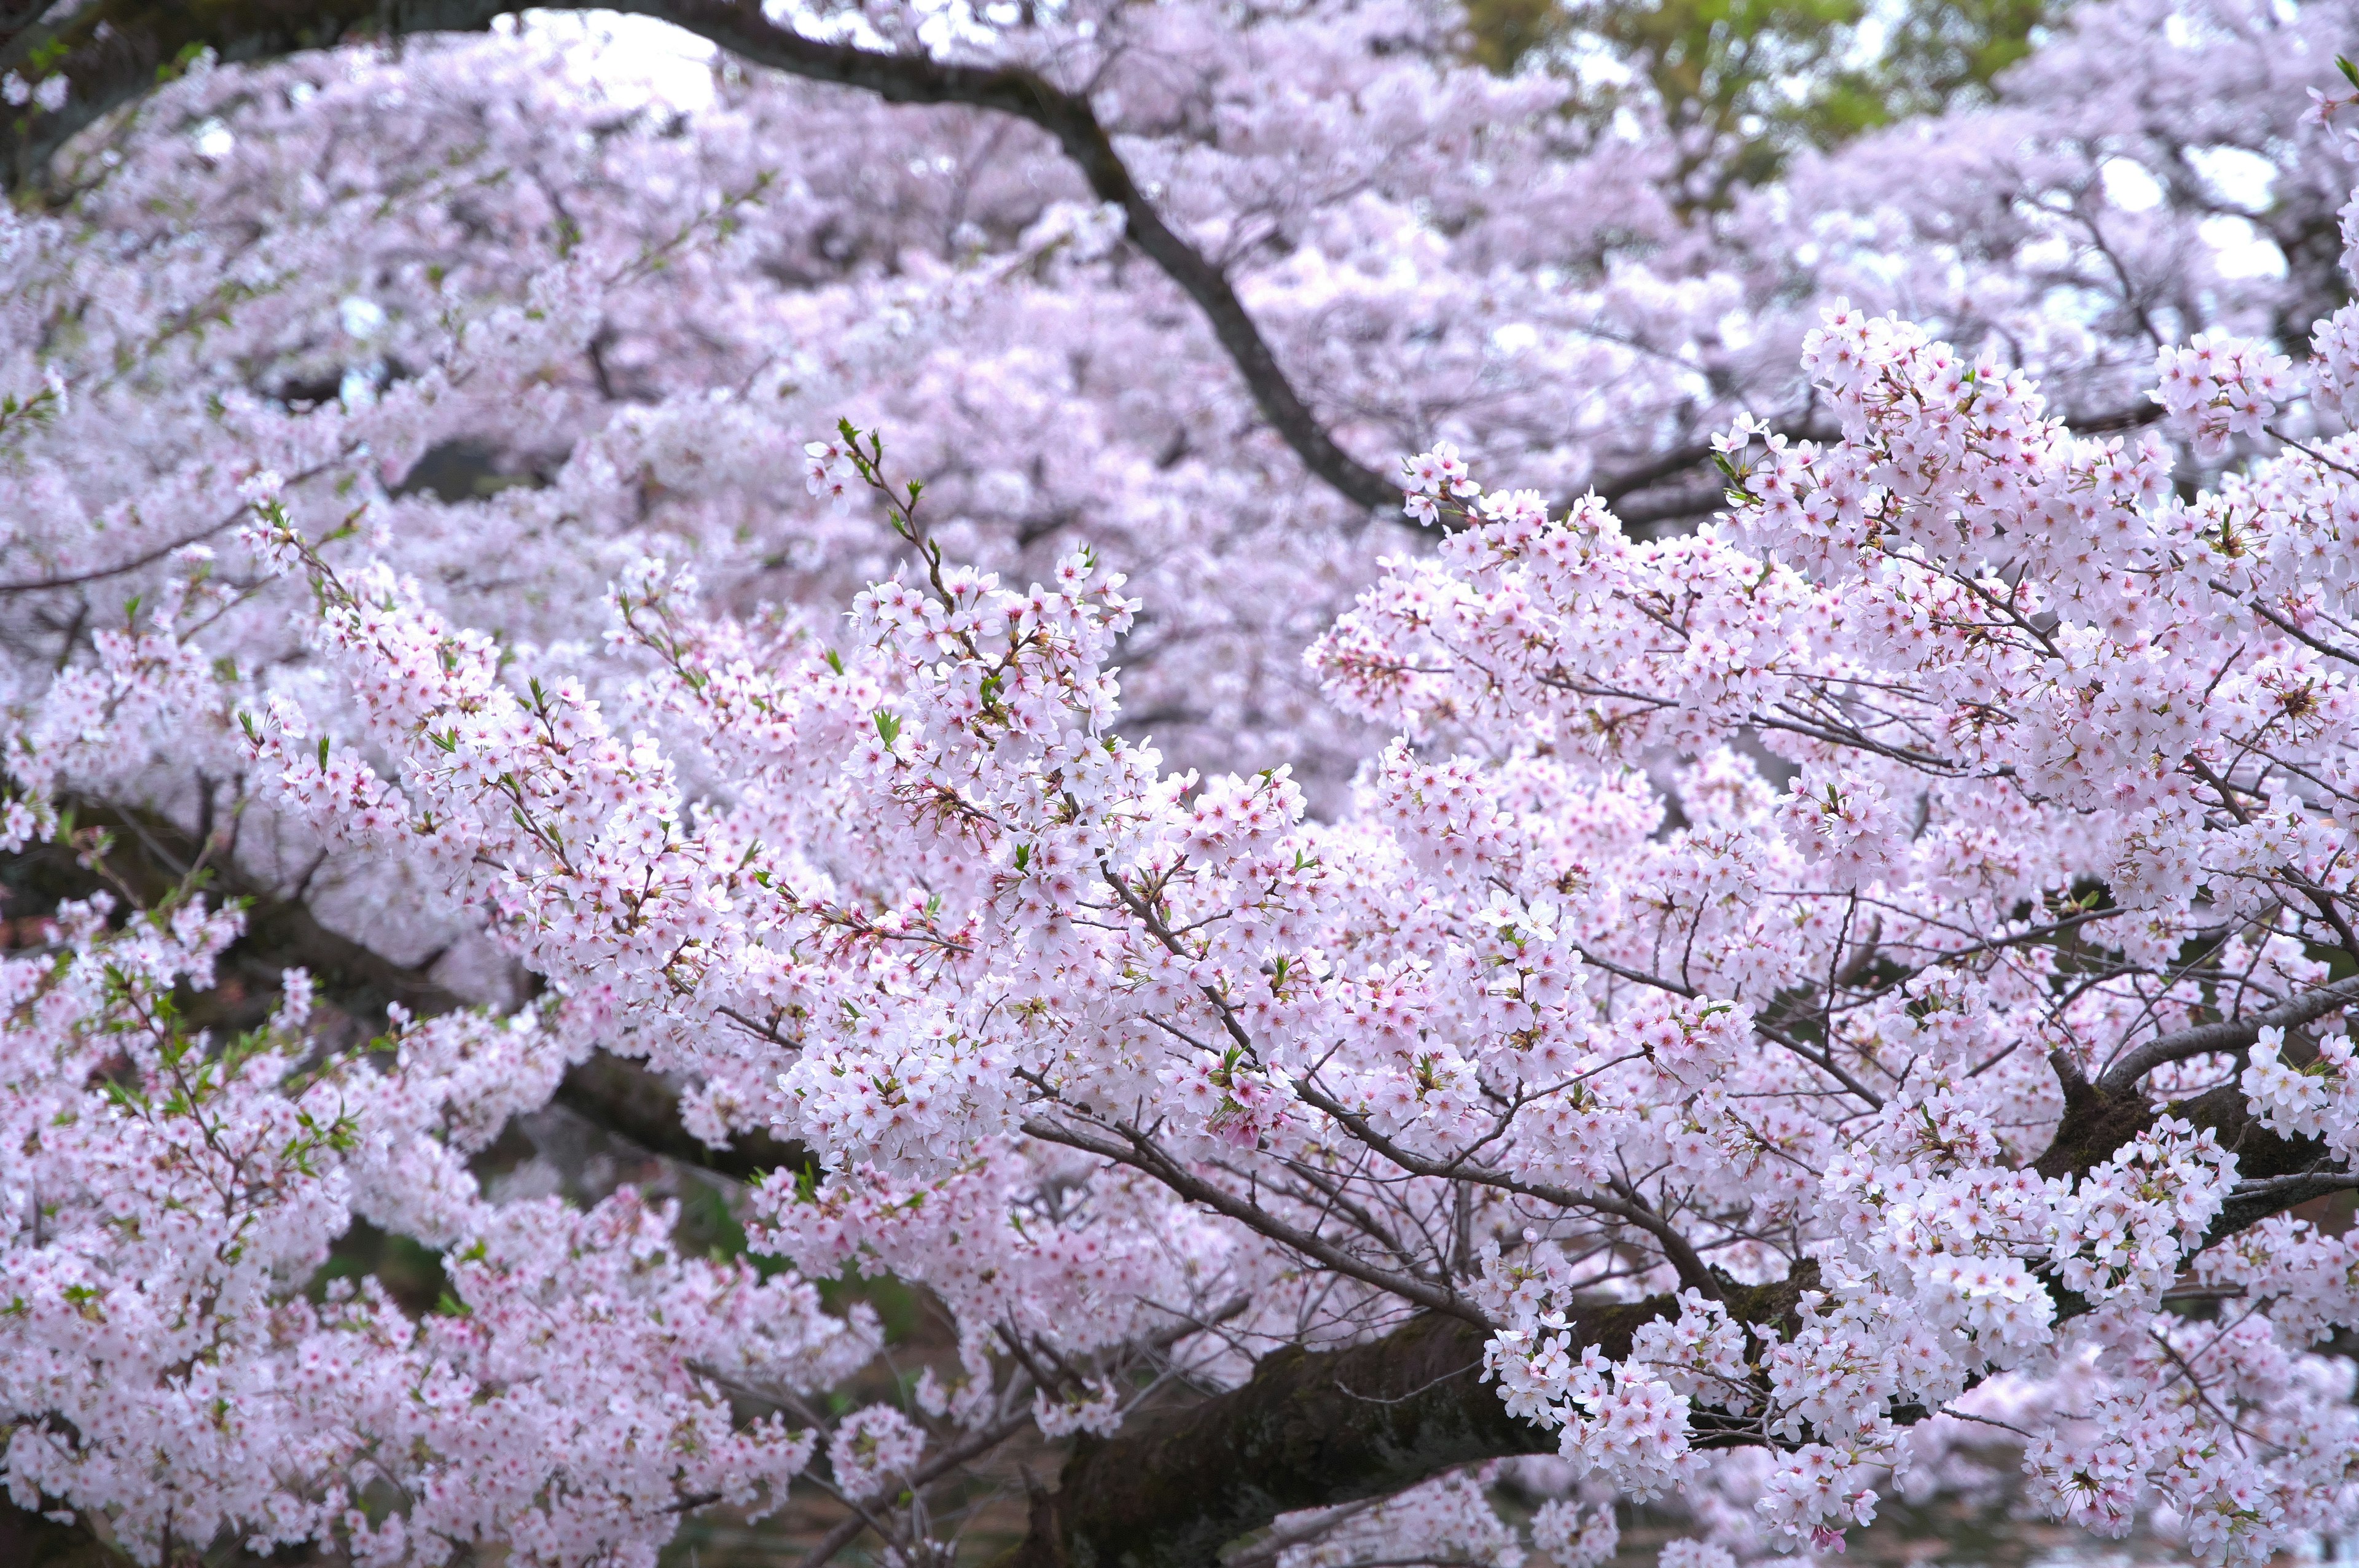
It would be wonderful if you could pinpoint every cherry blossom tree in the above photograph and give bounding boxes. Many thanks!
[6,1,2359,1566]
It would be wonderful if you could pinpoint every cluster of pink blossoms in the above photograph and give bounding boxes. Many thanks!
[220,267,2359,1558]
[12,1,2359,1564]
[0,895,870,1565]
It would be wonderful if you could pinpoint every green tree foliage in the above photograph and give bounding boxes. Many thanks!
[1466,0,2057,200]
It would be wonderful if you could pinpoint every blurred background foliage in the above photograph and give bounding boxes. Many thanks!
[1465,0,2055,200]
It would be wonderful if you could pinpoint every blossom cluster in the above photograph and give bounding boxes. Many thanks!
[0,894,869,1566]
[6,0,2359,1563]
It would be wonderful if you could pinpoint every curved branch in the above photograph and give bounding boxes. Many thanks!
[992,1265,1827,1568]
[618,1,1403,514]
[2216,1171,2359,1238]
[1606,482,1733,529]
[1583,403,2164,536]
[2095,973,2359,1096]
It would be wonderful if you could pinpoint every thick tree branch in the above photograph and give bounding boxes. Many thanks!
[17,795,463,1019]
[0,8,2204,547]
[990,1307,1624,1568]
[2095,974,2359,1096]
[553,1045,810,1183]
[1606,482,1734,529]
[0,1504,129,1568]
[1587,402,2165,533]
[616,1,1404,514]
[0,1496,324,1568]
[991,1267,1829,1568]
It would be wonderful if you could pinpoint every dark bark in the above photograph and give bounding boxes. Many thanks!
[2038,1052,2336,1203]
[2030,1054,2168,1181]
[0,2,508,183]
[993,1308,1625,1568]
[551,1042,810,1184]
[0,1505,119,1568]
[0,1486,324,1566]
[990,1276,1820,1568]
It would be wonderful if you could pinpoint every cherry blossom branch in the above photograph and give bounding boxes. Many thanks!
[2,0,1402,515]
[0,448,360,597]
[996,1070,2350,1568]
[1284,1076,1726,1298]
[2095,973,2359,1096]
[2218,584,2359,671]
[802,1410,1035,1568]
[23,794,808,1179]
[1218,1496,1391,1568]
[990,1311,1603,1568]
[1019,1113,1486,1326]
